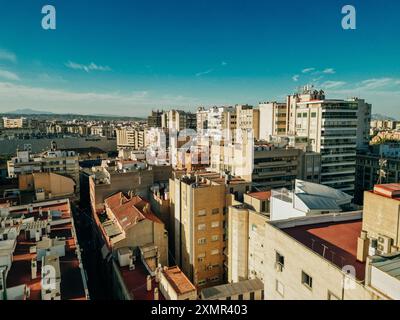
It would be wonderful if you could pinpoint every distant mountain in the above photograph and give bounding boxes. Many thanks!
[3,108,54,115]
[372,113,396,121]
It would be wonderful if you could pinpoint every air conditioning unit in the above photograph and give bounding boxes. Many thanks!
[377,235,392,255]
[275,262,283,272]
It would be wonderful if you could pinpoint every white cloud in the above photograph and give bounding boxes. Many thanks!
[292,75,300,82]
[0,49,17,63]
[66,61,112,72]
[0,81,200,116]
[322,68,336,74]
[221,61,227,66]
[320,80,346,89]
[195,69,214,77]
[302,68,315,74]
[360,78,395,89]
[0,69,20,81]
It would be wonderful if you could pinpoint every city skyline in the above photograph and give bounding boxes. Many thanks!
[1,0,400,117]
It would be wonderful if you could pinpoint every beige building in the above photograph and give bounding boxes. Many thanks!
[259,102,288,139]
[264,211,377,300]
[2,117,26,129]
[228,191,270,284]
[116,126,146,150]
[169,171,251,289]
[159,266,197,300]
[236,105,260,140]
[19,172,76,200]
[211,139,319,190]
[101,192,168,267]
[7,149,80,189]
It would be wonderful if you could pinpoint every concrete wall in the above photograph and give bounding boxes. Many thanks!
[264,222,375,300]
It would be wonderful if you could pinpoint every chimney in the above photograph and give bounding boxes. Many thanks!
[146,275,152,292]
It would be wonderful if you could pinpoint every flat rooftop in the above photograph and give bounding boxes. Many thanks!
[282,219,365,281]
[248,191,271,201]
[119,261,165,300]
[162,266,196,295]
[4,200,87,300]
[201,278,263,300]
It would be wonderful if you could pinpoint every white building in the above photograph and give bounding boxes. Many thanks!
[270,180,354,221]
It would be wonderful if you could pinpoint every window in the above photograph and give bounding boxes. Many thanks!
[198,209,206,216]
[211,221,219,228]
[238,294,243,300]
[198,279,206,286]
[198,238,206,245]
[211,235,219,242]
[250,292,255,300]
[211,249,219,255]
[303,112,308,117]
[211,208,219,215]
[311,112,317,118]
[275,280,284,297]
[275,251,285,268]
[301,271,313,289]
[197,253,206,262]
[198,223,206,231]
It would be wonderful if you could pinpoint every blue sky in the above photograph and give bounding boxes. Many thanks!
[0,0,400,117]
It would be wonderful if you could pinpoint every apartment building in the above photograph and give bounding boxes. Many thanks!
[211,138,320,191]
[7,148,80,188]
[355,142,400,203]
[0,198,88,300]
[286,86,371,195]
[18,172,76,201]
[169,171,251,289]
[263,183,400,300]
[2,117,26,129]
[147,110,164,128]
[259,102,288,139]
[80,164,172,215]
[264,211,376,300]
[116,126,147,150]
[227,191,270,284]
[161,110,197,131]
[236,105,260,140]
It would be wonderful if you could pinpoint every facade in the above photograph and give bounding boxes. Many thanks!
[236,105,260,140]
[227,192,269,283]
[355,144,400,204]
[169,171,251,289]
[7,149,80,188]
[161,110,197,131]
[211,139,320,191]
[18,172,76,200]
[264,211,375,300]
[2,117,26,129]
[259,102,288,139]
[147,110,163,128]
[116,126,147,150]
[286,87,370,195]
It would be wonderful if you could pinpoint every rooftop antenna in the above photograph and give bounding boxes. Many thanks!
[377,157,387,184]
